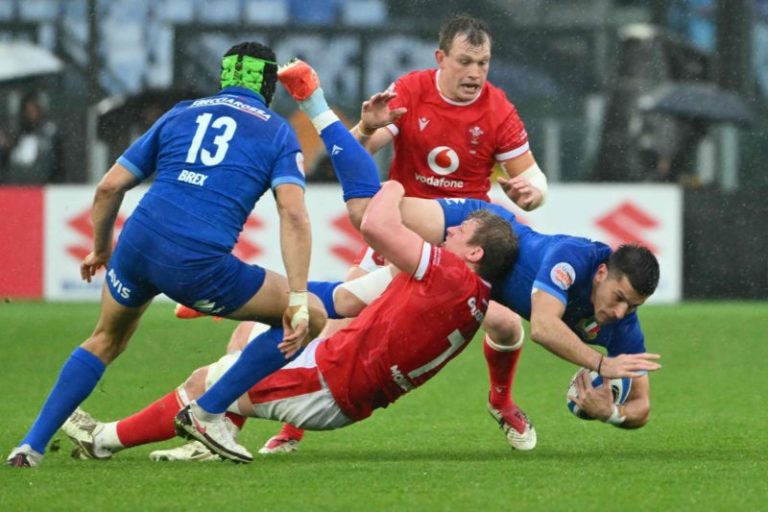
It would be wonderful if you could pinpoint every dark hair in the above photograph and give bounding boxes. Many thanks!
[438,14,492,54]
[466,209,517,282]
[606,244,660,297]
[222,42,278,105]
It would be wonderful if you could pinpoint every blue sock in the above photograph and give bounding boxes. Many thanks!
[319,120,382,201]
[21,347,105,454]
[308,280,342,319]
[196,327,298,414]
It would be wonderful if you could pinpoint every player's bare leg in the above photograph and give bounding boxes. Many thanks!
[483,301,537,450]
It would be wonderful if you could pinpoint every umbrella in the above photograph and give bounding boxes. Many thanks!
[0,41,63,83]
[638,82,754,127]
[95,89,203,139]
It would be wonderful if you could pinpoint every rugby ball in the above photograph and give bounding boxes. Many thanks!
[566,368,631,419]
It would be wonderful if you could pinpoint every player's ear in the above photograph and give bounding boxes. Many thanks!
[594,263,608,283]
[466,245,484,265]
[435,48,446,67]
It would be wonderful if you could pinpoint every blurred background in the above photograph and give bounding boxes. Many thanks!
[0,0,766,301]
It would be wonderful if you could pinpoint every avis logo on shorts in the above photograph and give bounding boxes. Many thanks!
[550,262,575,291]
[107,268,131,299]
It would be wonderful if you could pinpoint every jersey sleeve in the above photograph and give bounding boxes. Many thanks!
[532,243,593,306]
[412,242,433,281]
[385,76,412,136]
[270,124,306,191]
[117,110,173,180]
[494,104,530,162]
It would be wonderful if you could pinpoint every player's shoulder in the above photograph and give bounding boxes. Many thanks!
[393,69,436,97]
[397,68,434,86]
[483,80,516,109]
[426,246,488,288]
[549,236,607,257]
[538,237,607,279]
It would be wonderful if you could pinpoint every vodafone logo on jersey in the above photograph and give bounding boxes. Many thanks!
[427,146,459,176]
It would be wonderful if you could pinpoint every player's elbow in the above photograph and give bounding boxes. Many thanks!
[278,202,310,230]
[528,317,548,347]
[634,399,651,428]
[334,287,366,318]
[275,185,309,225]
[622,399,651,429]
[94,177,124,201]
[359,213,391,248]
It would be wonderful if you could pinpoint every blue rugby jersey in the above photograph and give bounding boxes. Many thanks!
[117,86,305,254]
[438,198,646,356]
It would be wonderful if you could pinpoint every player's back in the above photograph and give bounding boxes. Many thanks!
[387,69,528,201]
[122,87,301,254]
[437,198,606,319]
[316,245,490,420]
[437,198,646,356]
[495,230,606,319]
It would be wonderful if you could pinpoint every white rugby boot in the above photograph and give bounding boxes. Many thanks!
[61,407,115,460]
[6,444,43,467]
[488,402,537,451]
[174,402,253,463]
[149,441,221,462]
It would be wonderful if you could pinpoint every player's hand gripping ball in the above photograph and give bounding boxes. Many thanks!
[566,368,631,419]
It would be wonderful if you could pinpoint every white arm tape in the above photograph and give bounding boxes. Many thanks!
[338,265,396,305]
[288,291,309,329]
[518,163,548,206]
[605,403,626,426]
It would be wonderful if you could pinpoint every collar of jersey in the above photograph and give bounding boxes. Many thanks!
[219,85,267,106]
[434,69,484,107]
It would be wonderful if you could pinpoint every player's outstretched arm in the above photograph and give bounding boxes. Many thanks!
[81,163,139,282]
[274,183,316,352]
[530,290,661,378]
[360,181,424,276]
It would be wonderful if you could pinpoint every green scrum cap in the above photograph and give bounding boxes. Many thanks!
[220,54,277,95]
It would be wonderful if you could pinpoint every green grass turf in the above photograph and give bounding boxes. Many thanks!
[0,301,766,511]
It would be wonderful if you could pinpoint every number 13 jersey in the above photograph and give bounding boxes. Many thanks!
[118,86,305,255]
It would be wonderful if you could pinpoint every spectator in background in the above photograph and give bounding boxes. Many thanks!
[667,0,716,53]
[755,0,768,98]
[0,91,62,184]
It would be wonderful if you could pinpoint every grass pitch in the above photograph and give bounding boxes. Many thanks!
[1,301,766,511]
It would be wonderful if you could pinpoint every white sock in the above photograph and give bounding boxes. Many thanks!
[96,421,124,452]
[298,88,339,132]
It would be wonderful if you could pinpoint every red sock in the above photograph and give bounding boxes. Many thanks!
[279,423,304,441]
[225,412,246,431]
[116,391,182,447]
[484,336,522,409]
